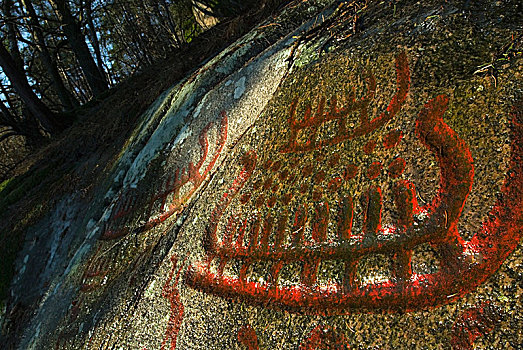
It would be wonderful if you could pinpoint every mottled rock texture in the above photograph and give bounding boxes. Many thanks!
[1,0,521,349]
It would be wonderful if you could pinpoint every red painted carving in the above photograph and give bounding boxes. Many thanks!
[100,188,140,240]
[281,51,409,153]
[343,164,358,180]
[237,324,260,350]
[161,255,186,350]
[451,302,503,350]
[80,246,110,292]
[100,112,228,240]
[388,157,406,178]
[146,113,228,230]
[365,161,382,180]
[383,129,403,149]
[237,324,349,349]
[299,325,350,350]
[186,52,522,314]
[363,140,376,155]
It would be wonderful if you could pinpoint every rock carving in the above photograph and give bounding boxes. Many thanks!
[186,52,523,313]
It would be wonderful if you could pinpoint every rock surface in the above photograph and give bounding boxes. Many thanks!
[1,0,522,349]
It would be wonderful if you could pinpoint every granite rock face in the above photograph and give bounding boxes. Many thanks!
[2,0,522,349]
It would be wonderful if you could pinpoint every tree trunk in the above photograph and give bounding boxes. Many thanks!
[84,0,106,80]
[2,0,25,72]
[49,0,108,97]
[160,0,183,46]
[0,43,61,134]
[21,0,78,110]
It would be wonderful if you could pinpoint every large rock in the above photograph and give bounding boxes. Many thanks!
[3,0,522,349]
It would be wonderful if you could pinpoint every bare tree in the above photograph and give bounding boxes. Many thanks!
[20,0,78,110]
[0,43,63,134]
[48,0,108,97]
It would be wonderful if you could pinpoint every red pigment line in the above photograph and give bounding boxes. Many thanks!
[187,85,520,314]
[313,170,326,183]
[263,177,273,190]
[274,210,288,249]
[269,260,284,286]
[255,194,265,208]
[248,216,261,253]
[100,190,136,240]
[237,324,260,350]
[329,154,341,167]
[291,204,308,247]
[344,164,359,180]
[267,195,277,208]
[393,180,418,229]
[80,247,109,292]
[338,195,354,241]
[147,112,229,230]
[342,260,358,291]
[236,218,248,248]
[99,226,129,240]
[280,51,410,153]
[301,258,320,287]
[388,157,406,178]
[392,248,412,281]
[259,214,274,251]
[451,301,503,350]
[366,161,382,180]
[299,325,350,350]
[222,215,237,249]
[239,260,250,284]
[161,255,186,350]
[363,139,376,154]
[240,193,252,204]
[414,94,473,245]
[383,129,403,149]
[217,257,229,277]
[363,186,382,240]
[311,201,329,243]
[206,151,256,252]
[328,177,343,192]
[271,160,282,172]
